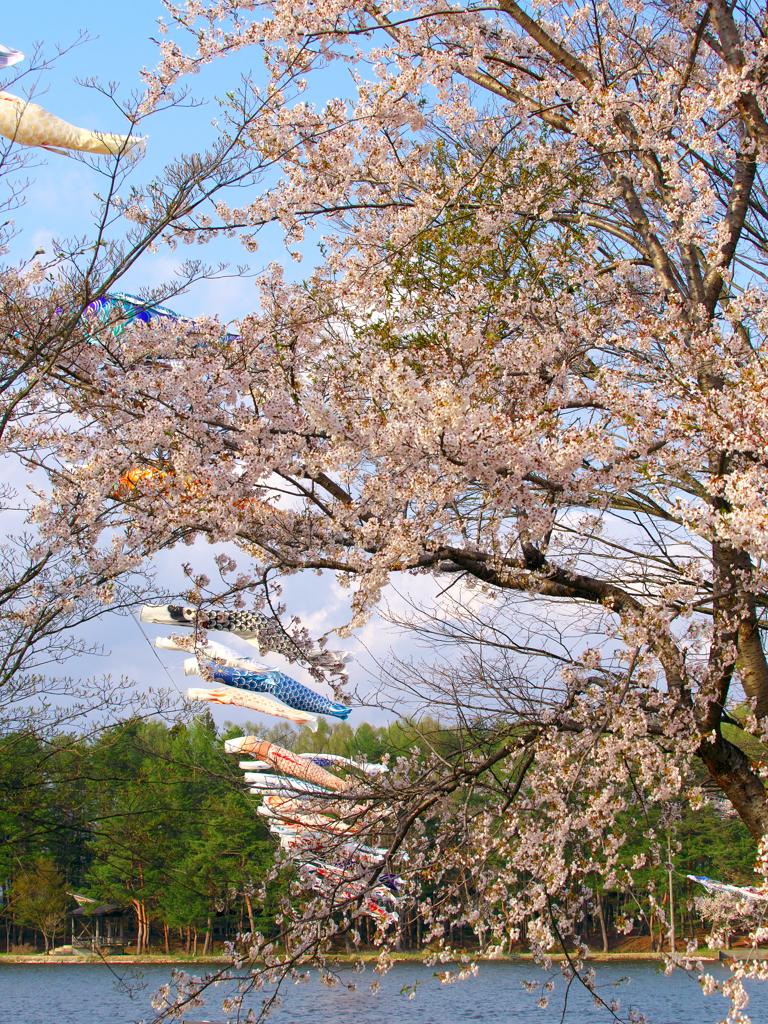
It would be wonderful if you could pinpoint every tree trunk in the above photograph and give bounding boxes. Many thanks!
[244,893,256,936]
[193,927,198,957]
[131,902,142,956]
[699,731,768,840]
[163,923,170,955]
[703,544,768,833]
[596,893,609,953]
[203,918,212,956]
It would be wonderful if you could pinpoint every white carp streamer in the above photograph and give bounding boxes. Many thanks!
[0,92,146,157]
[186,685,318,731]
[0,44,23,69]
[156,635,270,671]
[242,772,332,794]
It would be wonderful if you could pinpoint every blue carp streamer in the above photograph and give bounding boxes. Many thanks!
[87,294,240,344]
[200,659,351,720]
[298,752,387,774]
[687,874,768,901]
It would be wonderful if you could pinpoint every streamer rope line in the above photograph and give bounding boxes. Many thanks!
[130,609,186,696]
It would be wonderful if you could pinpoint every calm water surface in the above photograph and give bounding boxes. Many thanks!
[0,959,765,1024]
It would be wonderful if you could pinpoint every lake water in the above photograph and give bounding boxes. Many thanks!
[0,959,766,1024]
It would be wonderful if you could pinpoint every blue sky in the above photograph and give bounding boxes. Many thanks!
[3,0,280,321]
[1,3,440,732]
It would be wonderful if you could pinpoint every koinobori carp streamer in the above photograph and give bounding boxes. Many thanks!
[141,604,353,679]
[188,657,351,720]
[235,738,347,792]
[256,804,358,834]
[223,733,396,924]
[0,93,146,157]
[297,752,387,774]
[186,685,318,731]
[0,43,24,69]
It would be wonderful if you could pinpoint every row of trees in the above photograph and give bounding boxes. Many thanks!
[0,714,760,955]
[1,716,273,954]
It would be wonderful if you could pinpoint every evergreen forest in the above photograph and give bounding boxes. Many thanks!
[0,715,760,956]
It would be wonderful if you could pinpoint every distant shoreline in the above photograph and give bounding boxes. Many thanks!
[0,950,732,965]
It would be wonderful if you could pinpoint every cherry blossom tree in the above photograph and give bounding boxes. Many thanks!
[18,0,768,1017]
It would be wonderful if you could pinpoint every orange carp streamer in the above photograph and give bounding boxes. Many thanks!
[257,804,359,834]
[113,466,278,521]
[232,737,347,792]
[261,792,374,820]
